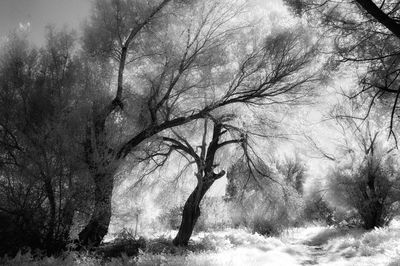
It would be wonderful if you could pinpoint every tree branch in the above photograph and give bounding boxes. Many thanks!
[355,0,400,39]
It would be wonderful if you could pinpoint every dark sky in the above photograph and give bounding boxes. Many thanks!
[0,0,91,45]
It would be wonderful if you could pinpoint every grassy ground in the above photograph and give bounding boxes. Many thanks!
[3,221,400,265]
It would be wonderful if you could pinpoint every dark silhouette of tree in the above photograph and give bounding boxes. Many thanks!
[159,117,244,246]
[0,28,91,255]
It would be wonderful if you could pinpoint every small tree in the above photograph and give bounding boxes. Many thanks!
[160,118,244,246]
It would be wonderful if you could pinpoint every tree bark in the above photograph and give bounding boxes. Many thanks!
[173,181,213,246]
[355,0,400,40]
[78,172,114,246]
[59,198,75,243]
[79,104,116,247]
[77,2,175,246]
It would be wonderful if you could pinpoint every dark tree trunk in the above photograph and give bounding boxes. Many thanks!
[355,0,400,40]
[76,0,174,248]
[80,105,116,247]
[44,178,56,253]
[362,200,384,230]
[361,174,385,230]
[173,181,213,246]
[171,122,228,246]
[79,172,114,246]
[58,198,75,243]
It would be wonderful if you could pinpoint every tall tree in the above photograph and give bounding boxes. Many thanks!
[144,23,321,245]
[79,0,320,246]
[78,0,179,246]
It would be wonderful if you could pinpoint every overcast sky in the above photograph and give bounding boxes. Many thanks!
[0,0,288,45]
[0,0,91,45]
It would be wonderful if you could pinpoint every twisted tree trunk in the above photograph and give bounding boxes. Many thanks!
[171,122,231,246]
[173,180,213,246]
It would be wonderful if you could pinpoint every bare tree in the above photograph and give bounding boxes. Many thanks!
[157,117,244,246]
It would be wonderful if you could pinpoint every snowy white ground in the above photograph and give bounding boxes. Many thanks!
[5,221,400,265]
[136,220,400,266]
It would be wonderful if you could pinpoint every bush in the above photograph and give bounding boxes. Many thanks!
[157,206,184,230]
[157,196,231,233]
[225,158,306,235]
[326,143,400,229]
[303,196,334,225]
[226,182,303,235]
[194,197,232,232]
[252,216,282,236]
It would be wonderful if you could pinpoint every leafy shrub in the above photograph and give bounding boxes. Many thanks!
[157,196,231,233]
[326,143,400,229]
[96,238,146,259]
[93,228,147,258]
[303,196,334,225]
[157,206,183,230]
[225,158,306,235]
[114,228,138,242]
[252,216,282,236]
[195,197,232,232]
